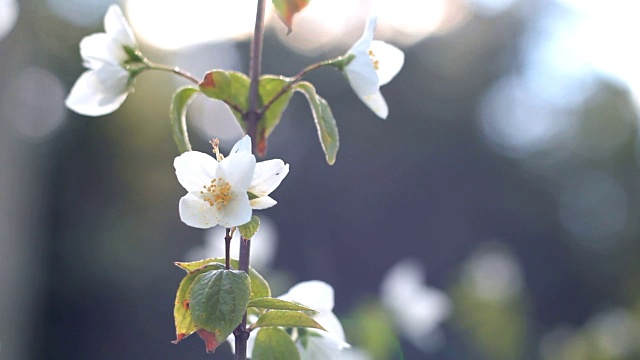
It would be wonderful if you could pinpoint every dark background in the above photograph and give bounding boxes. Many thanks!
[1,0,639,359]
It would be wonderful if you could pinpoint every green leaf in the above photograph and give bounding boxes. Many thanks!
[256,75,295,156]
[239,215,260,239]
[253,327,301,360]
[175,258,271,300]
[170,87,199,154]
[248,297,317,313]
[272,0,310,34]
[190,269,251,351]
[293,81,339,165]
[172,263,225,344]
[199,70,250,122]
[253,310,326,331]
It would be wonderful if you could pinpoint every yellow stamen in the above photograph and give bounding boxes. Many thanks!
[202,178,232,210]
[368,50,380,70]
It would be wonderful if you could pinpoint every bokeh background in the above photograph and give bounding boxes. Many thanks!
[1,0,640,359]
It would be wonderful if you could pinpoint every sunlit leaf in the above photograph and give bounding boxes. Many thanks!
[294,81,339,165]
[199,70,250,121]
[253,310,326,331]
[191,269,251,352]
[272,0,310,34]
[256,75,294,156]
[172,262,226,344]
[248,297,317,313]
[175,258,271,300]
[170,87,198,154]
[239,215,261,239]
[253,327,301,360]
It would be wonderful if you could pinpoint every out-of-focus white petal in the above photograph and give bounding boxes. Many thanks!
[179,193,218,229]
[230,135,252,155]
[249,196,277,210]
[279,280,335,311]
[174,151,219,192]
[297,334,349,360]
[218,191,252,228]
[370,40,405,86]
[340,347,373,360]
[64,67,129,116]
[104,4,136,48]
[0,0,19,41]
[250,160,289,196]
[358,90,389,119]
[314,310,346,342]
[380,259,451,352]
[218,152,255,192]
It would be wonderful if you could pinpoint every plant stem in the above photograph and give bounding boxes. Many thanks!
[145,61,200,84]
[233,236,251,359]
[234,1,266,358]
[260,57,342,114]
[246,0,267,153]
[225,228,232,270]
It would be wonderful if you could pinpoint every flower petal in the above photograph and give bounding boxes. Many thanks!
[249,196,277,210]
[314,310,346,342]
[297,334,349,360]
[174,151,219,192]
[104,5,136,49]
[218,190,252,228]
[279,280,335,311]
[358,90,389,119]
[349,16,377,56]
[65,67,130,116]
[370,40,404,86]
[217,152,256,192]
[79,33,124,68]
[344,54,379,99]
[229,135,252,155]
[250,160,289,196]
[179,193,219,229]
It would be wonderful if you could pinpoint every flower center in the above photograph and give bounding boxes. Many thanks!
[201,178,232,209]
[368,49,380,70]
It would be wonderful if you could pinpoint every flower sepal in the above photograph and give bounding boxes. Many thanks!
[325,54,355,72]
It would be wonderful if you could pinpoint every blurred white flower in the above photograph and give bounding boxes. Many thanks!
[65,5,140,116]
[229,136,290,210]
[280,281,350,359]
[380,258,451,353]
[463,243,523,302]
[174,136,256,229]
[184,215,279,271]
[588,308,640,357]
[0,0,18,41]
[229,280,350,359]
[343,16,404,119]
[340,347,373,360]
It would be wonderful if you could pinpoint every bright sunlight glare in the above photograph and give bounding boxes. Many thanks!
[125,0,267,50]
[274,0,465,54]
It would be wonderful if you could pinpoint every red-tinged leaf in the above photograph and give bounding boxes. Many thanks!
[197,328,220,353]
[273,0,311,34]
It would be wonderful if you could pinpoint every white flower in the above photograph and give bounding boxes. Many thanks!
[280,281,350,359]
[228,280,350,359]
[343,16,405,119]
[65,5,139,116]
[173,137,257,229]
[228,136,289,210]
[380,258,451,353]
